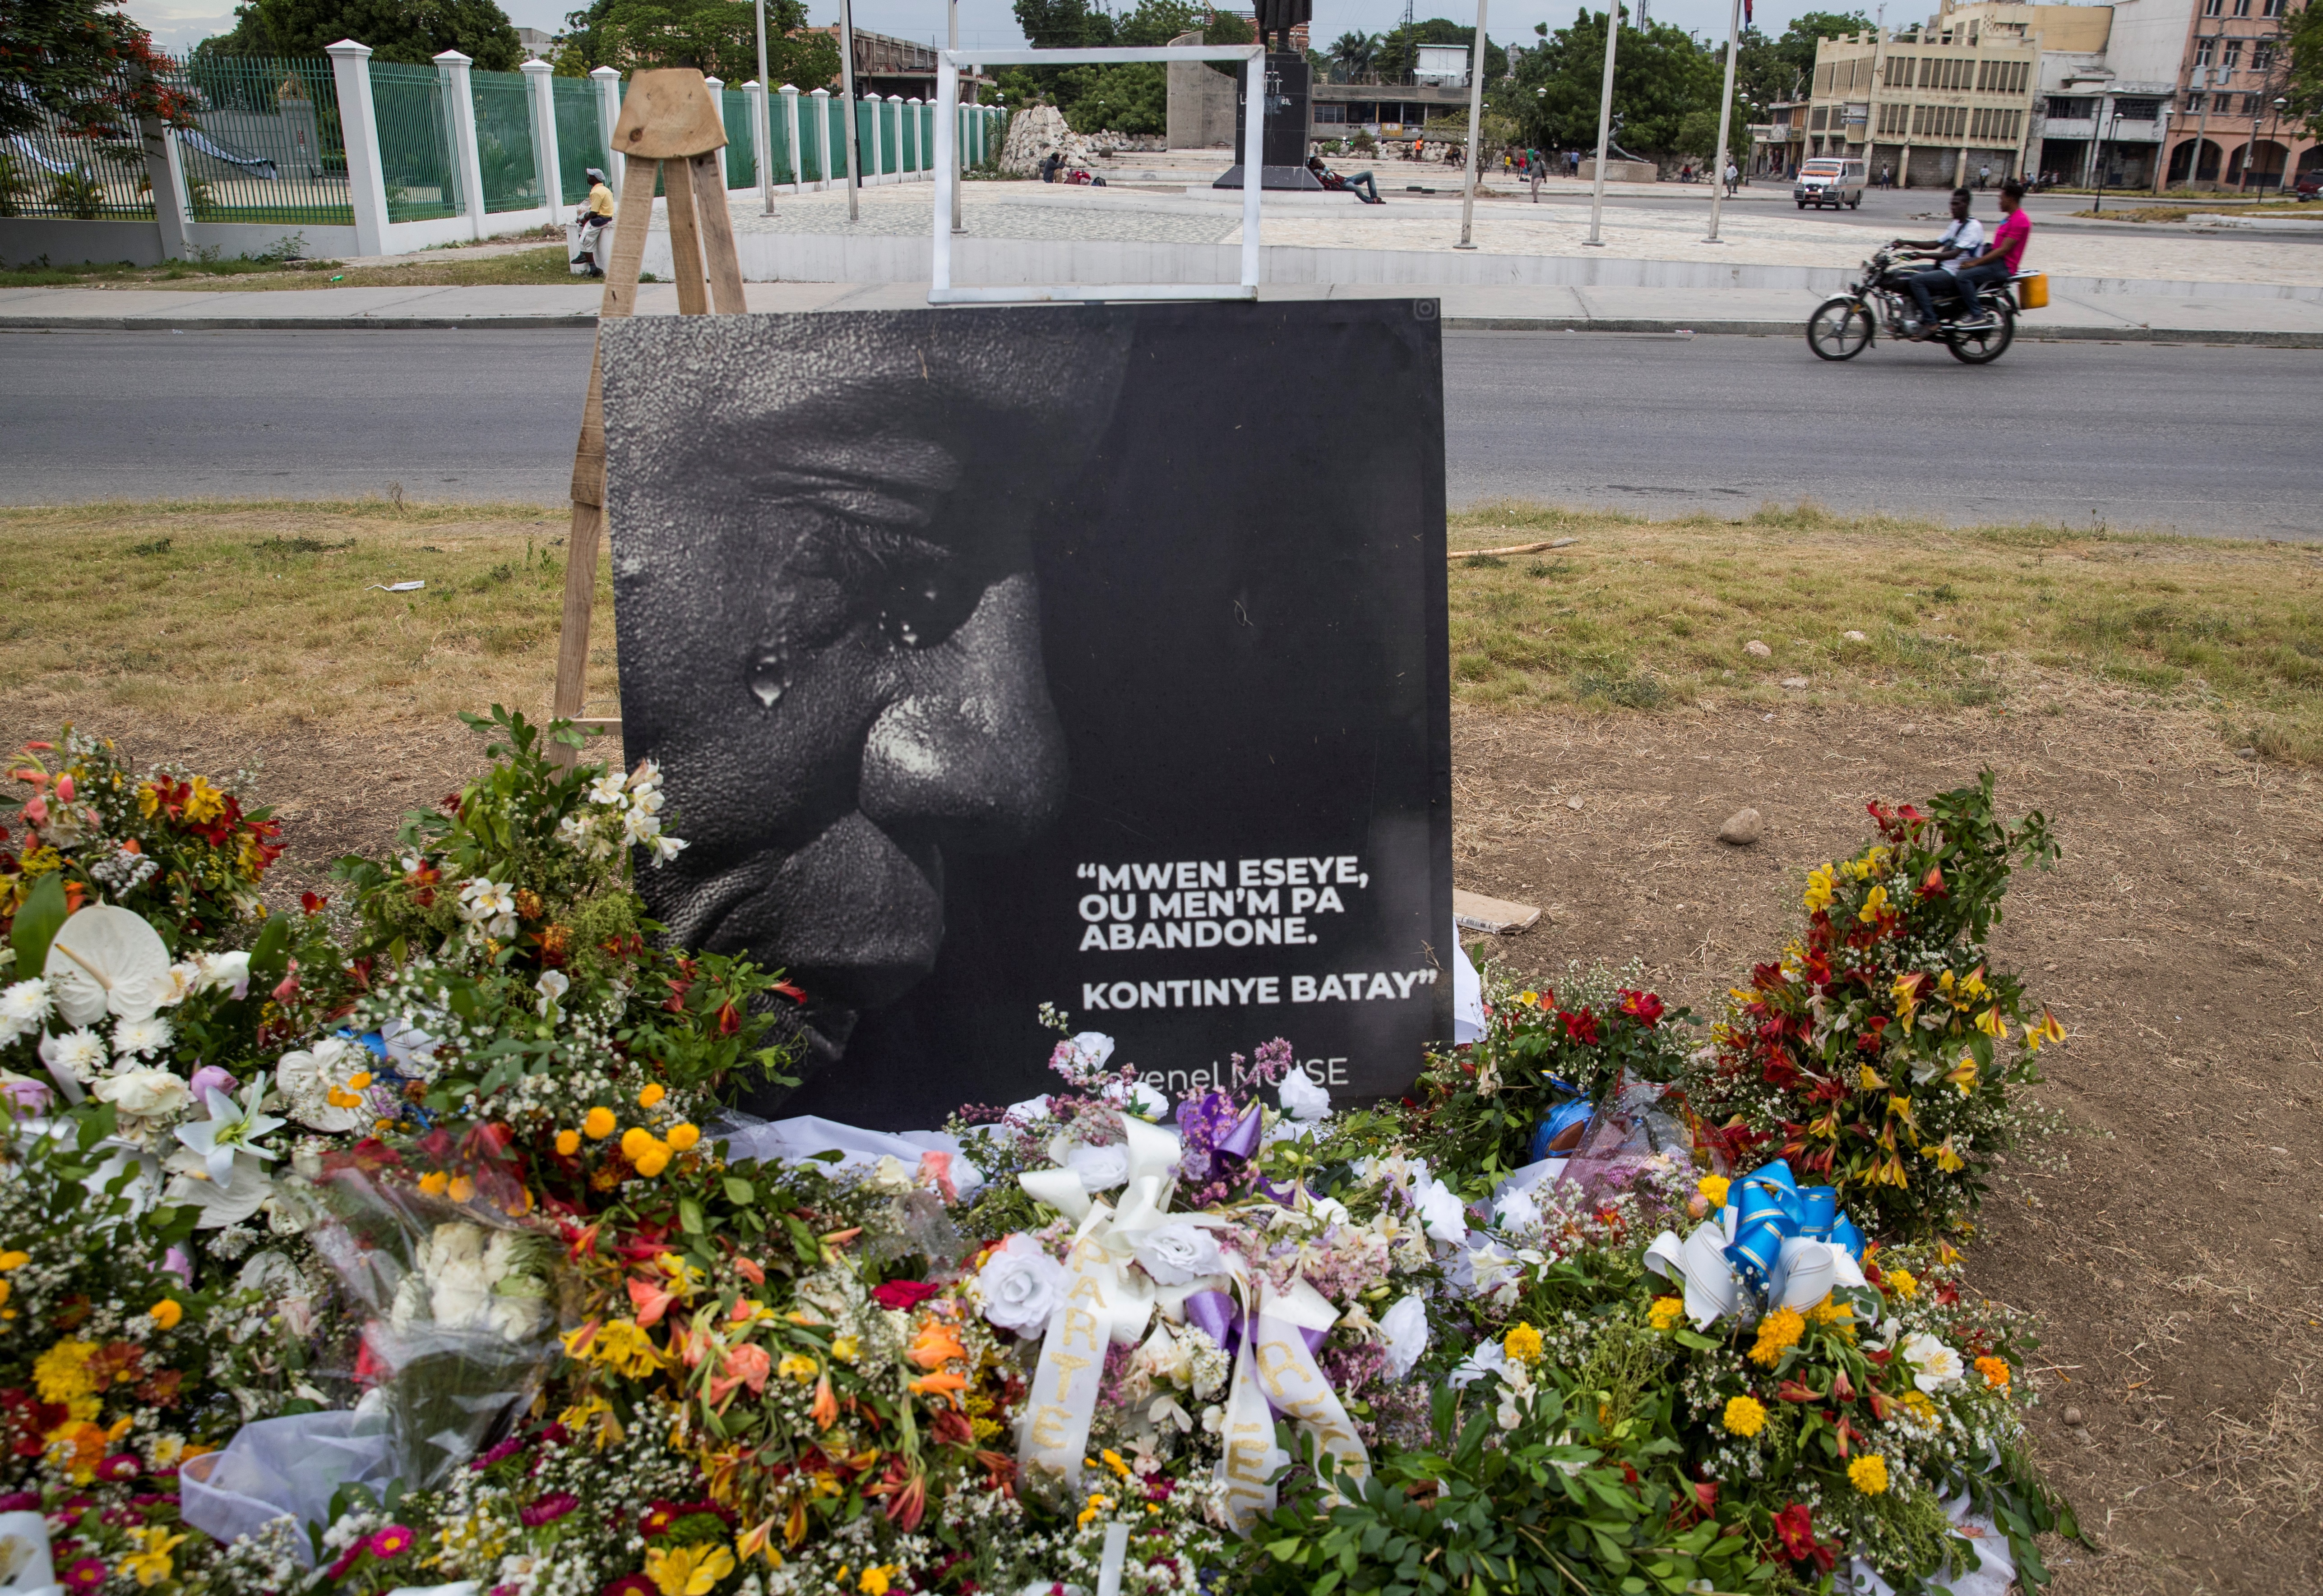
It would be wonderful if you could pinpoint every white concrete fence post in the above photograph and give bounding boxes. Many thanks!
[592,65,623,194]
[744,80,769,199]
[325,40,390,257]
[781,85,801,188]
[809,87,830,187]
[521,58,562,219]
[434,50,486,240]
[865,90,881,184]
[703,76,726,189]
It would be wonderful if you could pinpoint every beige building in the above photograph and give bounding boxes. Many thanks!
[1789,25,2043,187]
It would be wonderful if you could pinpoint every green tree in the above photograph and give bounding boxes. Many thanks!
[2290,0,2323,144]
[554,0,833,85]
[2,0,187,139]
[1745,9,1870,104]
[195,0,524,69]
[998,0,1219,133]
[1376,17,1508,83]
[1323,29,1379,81]
[1506,7,1730,159]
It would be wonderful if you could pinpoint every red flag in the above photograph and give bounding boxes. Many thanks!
[1745,0,1753,22]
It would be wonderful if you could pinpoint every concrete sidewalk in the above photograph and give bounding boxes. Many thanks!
[5,278,2322,344]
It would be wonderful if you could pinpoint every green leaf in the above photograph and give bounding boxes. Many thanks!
[9,872,68,978]
[680,1198,705,1235]
[723,1176,756,1206]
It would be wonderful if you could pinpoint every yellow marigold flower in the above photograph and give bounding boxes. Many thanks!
[621,1127,656,1161]
[0,1252,28,1272]
[555,1130,581,1156]
[1748,1308,1805,1368]
[148,1300,183,1330]
[638,1082,666,1109]
[777,1353,818,1384]
[1809,1296,1853,1326]
[447,1175,476,1204]
[1721,1394,1768,1437]
[1848,1454,1889,1495]
[858,1566,900,1596]
[1976,1356,2012,1389]
[416,1171,450,1197]
[33,1340,97,1405]
[1803,866,1836,913]
[1900,1391,1939,1424]
[666,1122,700,1153]
[1102,1448,1131,1477]
[1857,883,1889,923]
[1697,1175,1731,1209]
[1647,1296,1685,1332]
[1503,1322,1544,1365]
[583,1106,617,1140]
[632,1140,672,1178]
[1885,1268,1918,1300]
[1076,1493,1112,1528]
[643,1542,735,1596]
[831,1335,861,1364]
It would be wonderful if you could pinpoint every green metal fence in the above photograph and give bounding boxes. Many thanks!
[720,88,754,190]
[829,95,848,182]
[175,53,351,224]
[551,75,602,205]
[766,93,794,184]
[0,95,151,220]
[898,98,917,172]
[797,95,822,182]
[469,67,539,212]
[369,59,458,221]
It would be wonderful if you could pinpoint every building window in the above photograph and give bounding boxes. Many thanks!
[2223,41,2242,68]
[2046,95,2095,118]
[2203,0,2221,14]
[2117,97,2163,120]
[2231,0,2249,14]
[1314,103,1347,123]
[1887,55,1914,86]
[1810,105,1829,129]
[2184,91,2206,112]
[2254,44,2273,72]
[2262,0,2284,14]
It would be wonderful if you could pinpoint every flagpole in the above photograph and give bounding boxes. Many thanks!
[1703,0,1742,241]
[1454,0,1489,249]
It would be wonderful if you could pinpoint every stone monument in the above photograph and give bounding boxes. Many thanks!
[1212,53,1324,190]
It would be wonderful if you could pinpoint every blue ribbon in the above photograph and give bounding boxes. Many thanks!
[1527,1076,1593,1162]
[1723,1159,1865,1287]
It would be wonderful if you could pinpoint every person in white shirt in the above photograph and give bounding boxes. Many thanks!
[1892,188,1986,338]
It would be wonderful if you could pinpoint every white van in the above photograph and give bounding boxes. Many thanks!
[1794,157,1865,210]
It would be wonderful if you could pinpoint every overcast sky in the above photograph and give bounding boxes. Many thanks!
[133,0,1899,65]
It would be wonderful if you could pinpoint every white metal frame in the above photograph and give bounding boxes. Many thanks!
[930,45,1265,304]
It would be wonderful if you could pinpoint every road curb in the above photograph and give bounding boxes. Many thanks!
[4,311,2319,348]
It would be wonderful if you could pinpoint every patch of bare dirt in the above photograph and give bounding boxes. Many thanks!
[1450,700,2323,1596]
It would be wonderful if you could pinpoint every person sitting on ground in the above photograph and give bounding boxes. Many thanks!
[1306,153,1383,203]
[1040,150,1064,183]
[1891,187,1987,338]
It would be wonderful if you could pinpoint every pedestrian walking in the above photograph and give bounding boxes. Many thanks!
[1724,159,1739,195]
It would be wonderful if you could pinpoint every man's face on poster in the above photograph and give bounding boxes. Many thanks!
[606,314,1130,1076]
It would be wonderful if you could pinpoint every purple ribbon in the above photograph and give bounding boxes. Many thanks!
[1184,1289,1328,1362]
[1175,1094,1264,1187]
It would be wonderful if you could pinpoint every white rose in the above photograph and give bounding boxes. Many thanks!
[1278,1066,1331,1122]
[1379,1293,1430,1379]
[1413,1176,1470,1244]
[1064,1141,1130,1193]
[93,1067,192,1120]
[976,1234,1065,1334]
[1132,1222,1225,1286]
[1902,1330,1965,1393]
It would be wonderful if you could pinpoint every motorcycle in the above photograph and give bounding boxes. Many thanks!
[1805,245,2035,365]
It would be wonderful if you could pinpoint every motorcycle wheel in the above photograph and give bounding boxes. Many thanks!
[1806,297,1874,361]
[1944,297,2016,364]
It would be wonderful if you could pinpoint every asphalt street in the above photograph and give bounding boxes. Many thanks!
[3,325,2318,537]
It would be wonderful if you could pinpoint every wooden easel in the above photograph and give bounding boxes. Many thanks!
[551,68,748,757]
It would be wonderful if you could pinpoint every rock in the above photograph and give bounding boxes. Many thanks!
[996,104,1107,177]
[1564,796,1583,811]
[2062,1406,2082,1425]
[1744,640,1772,658]
[1717,807,1762,846]
[1781,677,1809,689]
[1842,629,1867,642]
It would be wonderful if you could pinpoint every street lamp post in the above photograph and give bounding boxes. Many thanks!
[753,0,773,213]
[838,0,861,221]
[1584,1,1621,247]
[1702,0,1743,242]
[2091,99,2121,212]
[1456,0,1489,249]
[949,0,965,233]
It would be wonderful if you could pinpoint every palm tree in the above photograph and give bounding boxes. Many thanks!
[1328,30,1379,83]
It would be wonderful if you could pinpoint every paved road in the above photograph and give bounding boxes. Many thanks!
[4,326,2318,537]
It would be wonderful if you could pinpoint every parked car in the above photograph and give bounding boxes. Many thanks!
[1795,157,1866,209]
[2296,170,2323,199]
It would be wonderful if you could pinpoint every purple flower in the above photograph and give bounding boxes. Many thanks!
[1,1078,52,1112]
[187,1066,238,1102]
[468,1434,527,1471]
[163,1246,193,1285]
[0,1491,40,1513]
[519,1490,578,1527]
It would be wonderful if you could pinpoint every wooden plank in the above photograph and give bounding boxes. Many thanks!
[600,154,659,320]
[1448,538,1578,562]
[690,151,747,314]
[552,499,602,723]
[610,68,727,161]
[661,151,710,317]
[1453,888,1541,935]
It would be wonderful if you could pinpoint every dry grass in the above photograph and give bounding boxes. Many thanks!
[0,500,616,733]
[0,242,577,292]
[1445,502,2323,764]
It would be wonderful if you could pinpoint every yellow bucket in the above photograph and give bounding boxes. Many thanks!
[2018,273,2049,309]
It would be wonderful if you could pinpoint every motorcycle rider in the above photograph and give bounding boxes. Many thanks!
[1891,187,1984,339]
[575,166,615,278]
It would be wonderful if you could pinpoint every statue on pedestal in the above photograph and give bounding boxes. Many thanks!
[1254,0,1311,54]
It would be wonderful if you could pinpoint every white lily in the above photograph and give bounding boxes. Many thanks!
[173,1084,286,1182]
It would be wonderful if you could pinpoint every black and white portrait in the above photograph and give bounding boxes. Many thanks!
[599,301,1452,1129]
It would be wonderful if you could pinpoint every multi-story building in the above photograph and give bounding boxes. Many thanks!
[1802,24,2042,187]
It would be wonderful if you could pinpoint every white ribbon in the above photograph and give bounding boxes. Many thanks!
[1645,1204,1869,1330]
[1212,1273,1370,1534]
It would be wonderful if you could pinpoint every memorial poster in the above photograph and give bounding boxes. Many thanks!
[599,300,1451,1129]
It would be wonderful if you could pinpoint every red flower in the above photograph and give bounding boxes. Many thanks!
[1772,1502,1833,1571]
[871,1280,943,1312]
[603,1579,658,1596]
[520,1491,579,1527]
[64,1561,108,1591]
[95,1453,140,1482]
[640,1502,681,1537]
[1559,1007,1600,1046]
[715,1001,740,1036]
[301,890,329,915]
[1617,990,1664,1026]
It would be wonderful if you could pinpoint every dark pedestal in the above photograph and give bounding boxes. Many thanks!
[1213,52,1317,189]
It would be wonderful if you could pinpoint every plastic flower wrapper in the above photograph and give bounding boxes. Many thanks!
[306,1152,573,1489]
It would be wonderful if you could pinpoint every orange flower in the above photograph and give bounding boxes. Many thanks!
[1975,1356,2012,1389]
[908,1319,967,1371]
[737,1514,781,1567]
[734,1258,765,1286]
[708,1343,773,1405]
[908,1370,969,1402]
[627,1275,677,1328]
[811,1374,839,1430]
